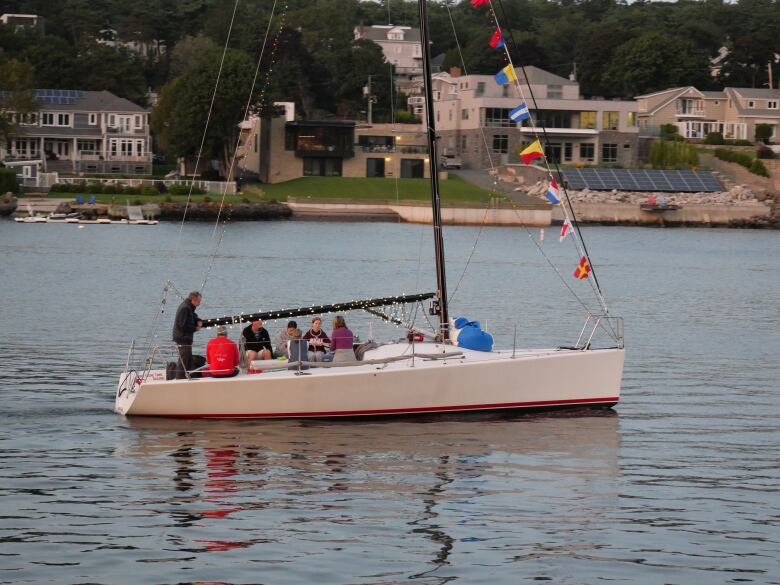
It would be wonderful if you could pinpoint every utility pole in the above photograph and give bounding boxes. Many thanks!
[363,75,376,125]
[769,60,774,90]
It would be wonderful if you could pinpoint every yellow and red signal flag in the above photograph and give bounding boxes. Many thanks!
[519,140,544,165]
[573,256,591,279]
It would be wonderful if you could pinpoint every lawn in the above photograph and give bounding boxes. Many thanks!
[45,176,495,206]
[246,175,493,203]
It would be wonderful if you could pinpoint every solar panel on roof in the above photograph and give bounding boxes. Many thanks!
[561,169,723,193]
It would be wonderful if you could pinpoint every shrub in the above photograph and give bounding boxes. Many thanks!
[132,198,143,206]
[704,132,724,145]
[102,185,118,194]
[154,181,167,193]
[0,168,18,193]
[749,159,769,177]
[141,186,158,196]
[651,139,698,169]
[87,183,103,194]
[164,195,173,203]
[203,195,212,203]
[756,146,775,159]
[732,139,752,146]
[755,123,773,143]
[659,124,683,141]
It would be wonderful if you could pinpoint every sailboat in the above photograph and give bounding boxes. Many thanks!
[114,0,624,419]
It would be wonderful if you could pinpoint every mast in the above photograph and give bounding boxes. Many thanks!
[417,0,449,340]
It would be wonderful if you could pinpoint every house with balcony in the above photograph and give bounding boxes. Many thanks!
[354,24,422,92]
[408,66,639,169]
[0,13,44,34]
[241,114,429,184]
[1,89,152,175]
[635,86,780,142]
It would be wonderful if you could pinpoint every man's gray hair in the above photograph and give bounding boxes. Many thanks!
[187,291,202,301]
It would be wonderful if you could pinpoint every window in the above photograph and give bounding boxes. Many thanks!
[135,115,142,129]
[602,111,619,130]
[579,111,596,129]
[77,140,96,153]
[547,84,562,99]
[436,111,440,122]
[627,112,637,127]
[491,134,508,154]
[475,82,486,96]
[535,110,571,128]
[461,109,469,120]
[448,110,452,121]
[544,143,561,164]
[768,101,778,109]
[601,143,618,163]
[303,157,342,176]
[460,135,467,152]
[135,140,144,156]
[564,143,572,162]
[747,100,755,108]
[400,158,424,178]
[89,113,97,125]
[502,85,510,98]
[109,114,116,127]
[41,112,55,126]
[580,143,594,162]
[366,158,385,177]
[483,107,512,127]
[57,113,70,126]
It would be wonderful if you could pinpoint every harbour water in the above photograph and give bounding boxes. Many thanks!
[0,220,778,584]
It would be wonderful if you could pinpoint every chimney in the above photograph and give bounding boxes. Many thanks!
[449,66,462,78]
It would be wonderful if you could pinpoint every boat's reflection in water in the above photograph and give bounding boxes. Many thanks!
[121,410,620,572]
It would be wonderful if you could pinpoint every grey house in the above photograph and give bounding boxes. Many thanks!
[1,89,152,175]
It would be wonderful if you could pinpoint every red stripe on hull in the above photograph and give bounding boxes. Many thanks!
[153,396,620,419]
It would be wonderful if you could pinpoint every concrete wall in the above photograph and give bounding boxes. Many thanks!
[551,202,771,225]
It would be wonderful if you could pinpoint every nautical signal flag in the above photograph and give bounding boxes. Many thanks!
[489,28,505,49]
[471,0,490,7]
[519,140,544,164]
[573,256,591,279]
[509,103,530,123]
[560,219,572,242]
[545,179,561,204]
[494,65,517,86]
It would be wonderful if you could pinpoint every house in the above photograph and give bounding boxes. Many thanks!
[408,66,639,169]
[97,26,166,59]
[636,86,780,142]
[354,24,422,91]
[0,89,153,175]
[0,13,44,34]
[240,114,429,184]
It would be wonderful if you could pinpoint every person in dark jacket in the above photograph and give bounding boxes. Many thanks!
[241,319,273,364]
[172,291,202,379]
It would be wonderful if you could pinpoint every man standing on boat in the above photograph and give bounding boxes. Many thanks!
[172,291,202,379]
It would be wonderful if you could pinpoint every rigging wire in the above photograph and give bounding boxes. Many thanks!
[139,0,242,364]
[201,0,285,292]
[490,0,610,314]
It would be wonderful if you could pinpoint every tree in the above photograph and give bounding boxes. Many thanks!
[153,48,256,172]
[73,44,148,104]
[0,58,38,145]
[170,34,218,77]
[603,31,711,98]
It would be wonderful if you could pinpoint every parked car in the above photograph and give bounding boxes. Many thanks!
[440,154,462,169]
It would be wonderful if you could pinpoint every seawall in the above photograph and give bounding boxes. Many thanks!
[551,202,772,227]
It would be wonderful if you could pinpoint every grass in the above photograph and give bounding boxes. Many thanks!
[46,176,496,206]
[244,175,493,203]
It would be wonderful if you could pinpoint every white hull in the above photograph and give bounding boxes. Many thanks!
[115,343,624,419]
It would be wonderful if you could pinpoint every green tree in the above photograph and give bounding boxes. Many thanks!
[0,58,38,145]
[73,44,148,104]
[170,34,218,77]
[603,31,711,98]
[153,48,255,171]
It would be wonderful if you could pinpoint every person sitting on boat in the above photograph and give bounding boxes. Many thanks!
[328,315,356,363]
[303,316,331,361]
[274,320,297,358]
[205,325,239,378]
[172,291,202,379]
[241,319,273,363]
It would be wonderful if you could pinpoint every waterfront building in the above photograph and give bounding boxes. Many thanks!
[0,89,152,176]
[239,112,429,184]
[636,86,780,142]
[407,66,639,169]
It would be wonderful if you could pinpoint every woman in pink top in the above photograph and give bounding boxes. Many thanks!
[329,315,356,363]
